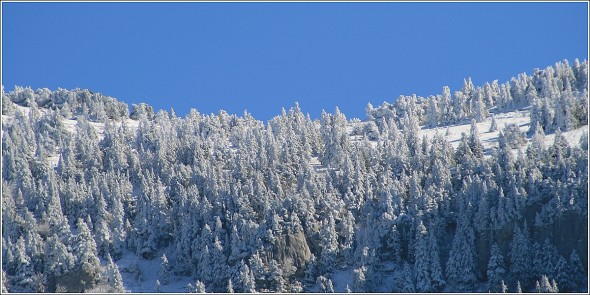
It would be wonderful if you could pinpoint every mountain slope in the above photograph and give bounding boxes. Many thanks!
[1,59,587,293]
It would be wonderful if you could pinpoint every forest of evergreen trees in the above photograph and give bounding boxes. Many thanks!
[1,59,588,293]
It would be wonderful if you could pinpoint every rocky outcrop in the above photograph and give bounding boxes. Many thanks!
[272,228,312,275]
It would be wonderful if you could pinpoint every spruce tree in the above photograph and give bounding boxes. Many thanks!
[195,280,206,293]
[159,254,171,285]
[73,218,101,291]
[237,260,256,293]
[44,235,75,281]
[539,275,553,293]
[429,230,445,290]
[567,250,585,291]
[414,221,432,292]
[105,254,125,293]
[2,270,8,293]
[446,214,477,288]
[352,267,367,292]
[509,224,532,285]
[500,280,508,293]
[12,236,34,289]
[541,239,559,279]
[489,114,498,132]
[427,96,439,127]
[516,281,522,293]
[487,243,506,291]
[399,262,415,292]
[469,119,485,158]
[553,255,573,291]
[227,279,234,293]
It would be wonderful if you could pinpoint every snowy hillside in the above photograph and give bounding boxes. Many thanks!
[2,59,588,294]
[2,105,139,168]
[3,104,585,172]
[419,107,588,156]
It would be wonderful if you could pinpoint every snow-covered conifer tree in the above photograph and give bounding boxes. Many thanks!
[237,260,256,293]
[227,279,234,293]
[567,250,585,291]
[538,275,554,293]
[516,281,523,293]
[541,239,559,279]
[318,213,338,274]
[11,236,34,289]
[509,224,532,285]
[428,229,445,290]
[469,119,485,158]
[501,280,508,293]
[399,262,415,292]
[427,96,439,127]
[195,280,206,293]
[413,221,432,292]
[352,266,367,292]
[440,86,454,124]
[553,255,572,291]
[487,243,505,291]
[268,259,286,292]
[366,102,374,121]
[73,218,101,291]
[446,213,477,289]
[473,89,488,122]
[159,254,171,285]
[2,270,8,293]
[44,235,75,288]
[489,114,498,132]
[105,253,125,293]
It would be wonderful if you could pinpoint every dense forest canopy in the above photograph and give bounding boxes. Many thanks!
[1,59,588,293]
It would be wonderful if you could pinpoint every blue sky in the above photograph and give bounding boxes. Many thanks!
[2,2,588,121]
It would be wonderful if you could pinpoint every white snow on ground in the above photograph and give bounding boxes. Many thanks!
[60,117,139,140]
[420,107,587,157]
[330,262,404,293]
[420,108,531,154]
[375,261,404,292]
[116,250,194,293]
[544,124,588,147]
[331,268,355,292]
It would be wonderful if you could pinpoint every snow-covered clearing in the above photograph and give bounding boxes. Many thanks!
[116,249,194,293]
[331,268,355,292]
[420,108,587,157]
[421,108,531,152]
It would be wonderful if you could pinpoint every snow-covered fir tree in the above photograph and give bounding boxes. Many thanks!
[487,243,505,292]
[1,59,587,293]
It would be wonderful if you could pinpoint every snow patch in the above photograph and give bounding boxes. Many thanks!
[331,268,355,292]
[420,108,587,158]
[420,108,531,154]
[116,249,194,293]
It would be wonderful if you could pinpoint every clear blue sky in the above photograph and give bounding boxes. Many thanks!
[2,2,588,121]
